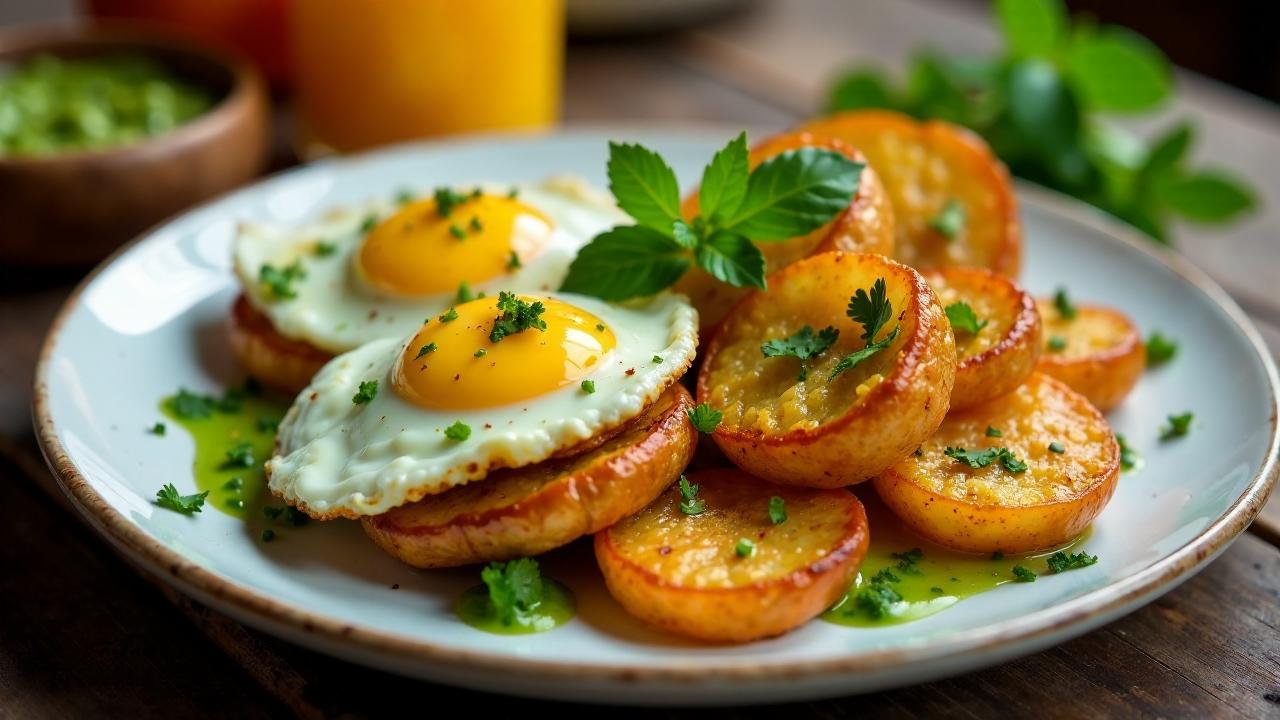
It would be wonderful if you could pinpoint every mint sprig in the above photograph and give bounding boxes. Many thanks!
[561,133,863,301]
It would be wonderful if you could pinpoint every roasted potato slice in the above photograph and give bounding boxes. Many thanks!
[595,468,869,643]
[799,110,1021,276]
[1036,298,1144,412]
[698,252,955,487]
[874,373,1119,553]
[673,131,895,331]
[228,294,333,394]
[361,385,697,568]
[924,268,1041,410]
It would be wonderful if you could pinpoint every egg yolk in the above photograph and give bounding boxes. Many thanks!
[357,192,551,297]
[392,295,616,410]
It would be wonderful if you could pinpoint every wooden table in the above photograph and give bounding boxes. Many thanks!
[3,1,1279,716]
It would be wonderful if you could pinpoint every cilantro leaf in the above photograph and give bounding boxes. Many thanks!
[414,343,437,359]
[259,261,306,300]
[695,231,766,289]
[444,421,471,442]
[928,199,967,239]
[1145,332,1178,367]
[698,131,749,222]
[1053,288,1077,320]
[945,301,988,335]
[438,308,459,322]
[560,225,690,301]
[607,141,682,236]
[722,148,862,241]
[352,380,378,405]
[481,558,544,626]
[762,325,840,381]
[686,403,722,433]
[944,446,1028,473]
[768,496,787,525]
[848,277,893,344]
[1046,550,1098,574]
[830,326,899,381]
[678,475,705,515]
[155,484,209,515]
[489,291,548,342]
[1159,412,1192,441]
[1117,433,1140,471]
[222,441,255,469]
[167,388,216,419]
[1012,565,1038,582]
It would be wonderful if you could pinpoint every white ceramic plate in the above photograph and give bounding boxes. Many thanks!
[35,129,1279,706]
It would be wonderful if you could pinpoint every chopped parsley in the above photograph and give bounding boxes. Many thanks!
[831,278,900,380]
[359,214,378,233]
[871,568,900,584]
[261,529,276,542]
[855,579,903,619]
[735,538,756,558]
[986,426,1003,438]
[222,441,255,469]
[1048,441,1065,454]
[223,477,244,490]
[148,422,166,436]
[258,260,306,300]
[394,188,415,205]
[507,186,520,199]
[761,324,839,381]
[595,323,605,332]
[686,403,722,433]
[1046,550,1098,574]
[433,186,468,218]
[927,198,967,239]
[1053,288,1077,320]
[481,557,544,626]
[313,241,337,257]
[256,416,279,433]
[444,421,471,441]
[580,379,596,394]
[652,355,663,364]
[439,308,459,322]
[225,498,245,511]
[992,551,1005,561]
[448,223,467,240]
[473,348,487,358]
[1117,433,1140,471]
[489,292,548,342]
[155,484,208,514]
[891,548,924,574]
[507,250,522,270]
[1012,565,1038,582]
[415,342,438,359]
[1159,412,1193,441]
[945,301,988,335]
[768,496,787,525]
[1146,332,1178,367]
[944,446,1028,473]
[677,475,705,515]
[456,281,475,303]
[469,216,483,233]
[352,380,378,405]
[1047,335,1067,352]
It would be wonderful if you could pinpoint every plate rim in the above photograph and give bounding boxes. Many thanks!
[31,127,1280,684]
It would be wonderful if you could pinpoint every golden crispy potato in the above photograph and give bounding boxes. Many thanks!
[924,268,1041,410]
[673,131,895,332]
[799,110,1021,276]
[595,468,869,643]
[874,373,1119,553]
[228,295,333,394]
[1036,298,1144,412]
[361,385,697,568]
[698,252,956,487]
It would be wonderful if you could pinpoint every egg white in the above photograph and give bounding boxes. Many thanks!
[266,292,698,518]
[233,176,624,353]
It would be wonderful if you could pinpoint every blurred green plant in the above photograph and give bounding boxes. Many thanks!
[825,0,1256,243]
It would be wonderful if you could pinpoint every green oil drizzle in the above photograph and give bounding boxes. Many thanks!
[824,496,1093,627]
[160,392,288,519]
[455,579,575,635]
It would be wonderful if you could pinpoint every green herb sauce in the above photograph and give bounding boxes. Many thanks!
[823,497,1092,627]
[455,579,575,635]
[160,392,288,519]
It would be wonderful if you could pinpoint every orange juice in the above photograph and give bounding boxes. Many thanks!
[292,0,564,154]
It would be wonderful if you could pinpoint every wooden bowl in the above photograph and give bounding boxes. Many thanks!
[0,23,269,266]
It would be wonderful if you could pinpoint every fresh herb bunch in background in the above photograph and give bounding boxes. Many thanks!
[825,0,1256,243]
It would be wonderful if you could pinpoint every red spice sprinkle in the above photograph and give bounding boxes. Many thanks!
[625,368,636,376]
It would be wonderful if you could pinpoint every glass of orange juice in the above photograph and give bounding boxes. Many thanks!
[291,0,564,155]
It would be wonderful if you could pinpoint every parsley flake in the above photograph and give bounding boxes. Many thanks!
[735,538,756,558]
[944,446,1028,473]
[449,223,467,240]
[686,403,722,433]
[986,426,1003,438]
[855,580,903,619]
[474,348,487,358]
[352,380,378,405]
[1012,565,1038,582]
[395,188,416,205]
[481,558,544,627]
[256,416,279,433]
[992,551,1005,561]
[359,214,378,233]
[456,281,475,303]
[222,442,255,469]
[1159,412,1193,441]
[155,484,208,514]
[444,421,471,441]
[761,325,839,381]
[768,496,787,525]
[1046,551,1098,574]
[677,475,705,515]
[652,355,663,364]
[261,529,276,542]
[891,548,924,574]
[945,301,988,335]
[1047,335,1067,352]
[831,278,900,380]
[581,379,596,394]
[433,187,468,218]
[1117,434,1140,471]
[507,250,522,270]
[259,260,306,300]
[148,422,166,436]
[313,241,337,257]
[439,308,459,322]
[1053,288,1077,320]
[928,199,967,239]
[415,343,438,359]
[489,292,548,342]
[469,216,483,233]
[1146,332,1178,367]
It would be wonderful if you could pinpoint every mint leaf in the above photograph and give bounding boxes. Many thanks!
[560,225,690,300]
[694,231,766,290]
[722,148,862,241]
[607,142,682,236]
[996,0,1066,58]
[1008,60,1080,155]
[671,219,700,249]
[699,132,749,223]
[1067,28,1171,113]
[1141,123,1193,181]
[827,70,896,112]
[1158,172,1256,223]
[1145,332,1178,367]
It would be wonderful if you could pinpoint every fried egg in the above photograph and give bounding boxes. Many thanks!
[233,176,623,353]
[266,291,698,518]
